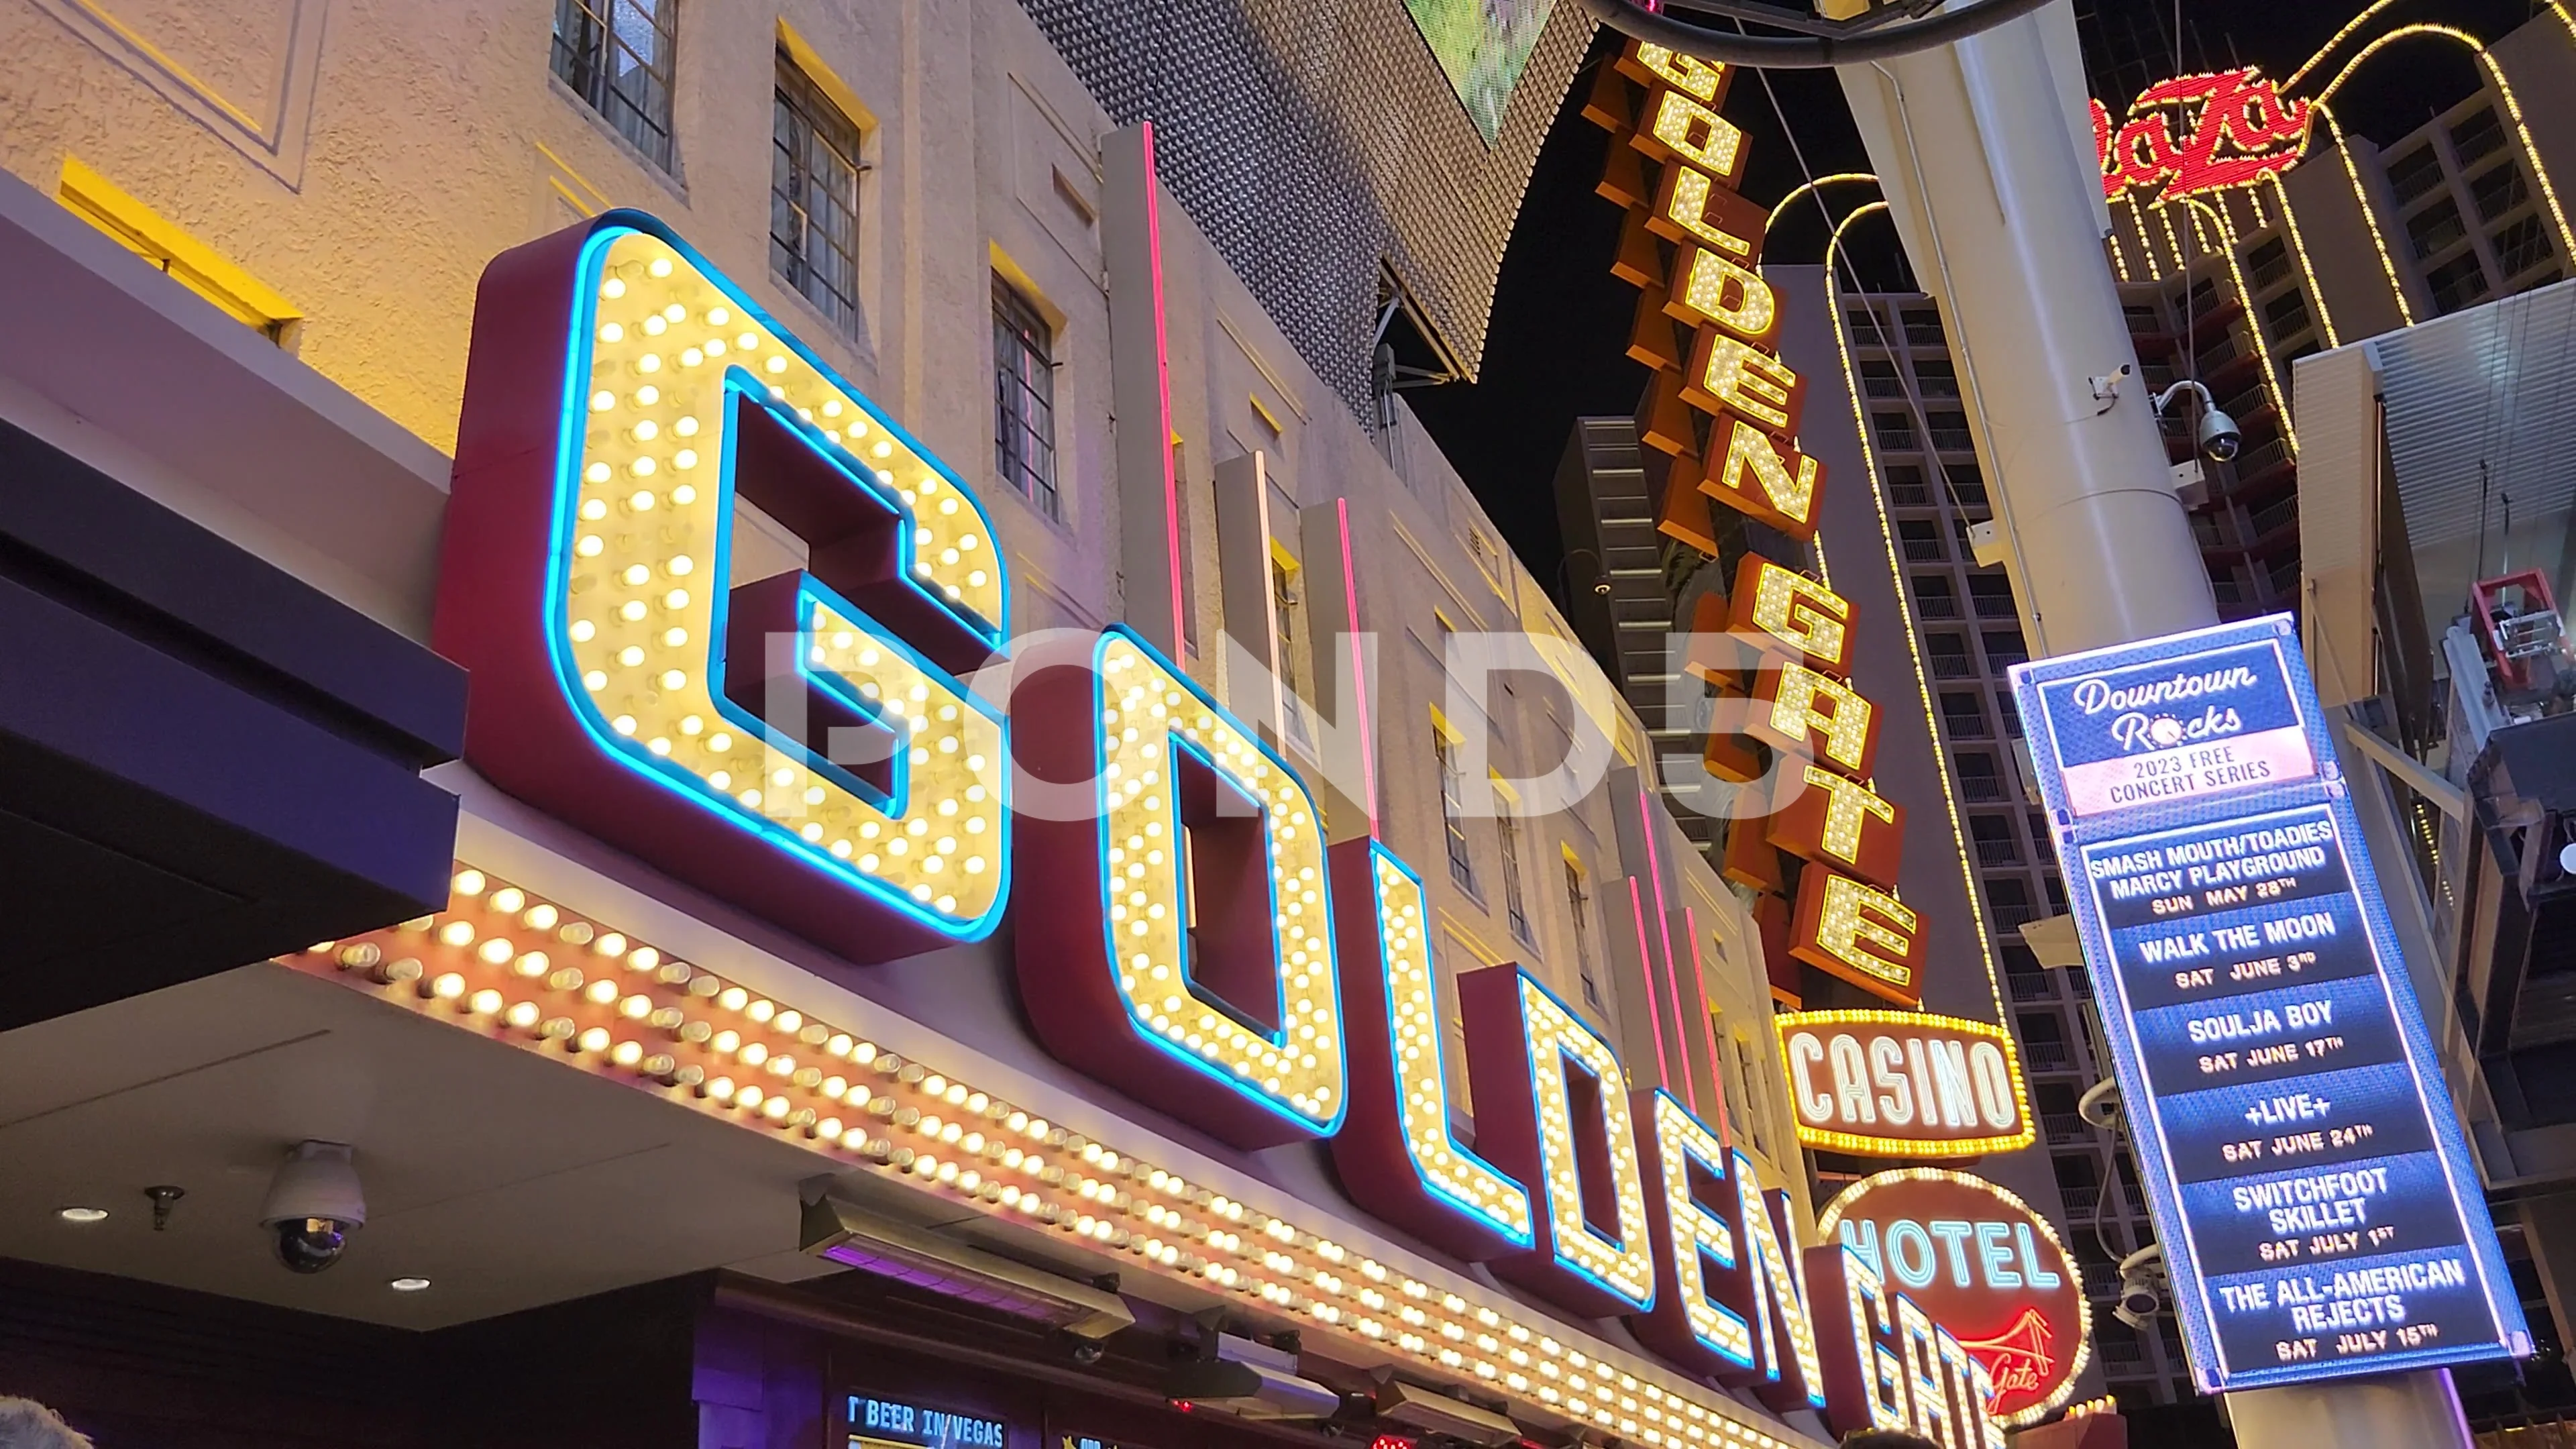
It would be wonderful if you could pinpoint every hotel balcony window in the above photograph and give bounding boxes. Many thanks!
[2408,198,2469,262]
[2494,214,2556,278]
[1968,574,2017,619]
[2472,161,2530,223]
[1971,814,2021,866]
[2122,303,2162,333]
[2249,492,2299,540]
[1930,634,1974,681]
[2261,288,2310,344]
[1982,627,2028,670]
[2013,956,2058,1006]
[1845,306,1882,340]
[1902,307,1945,345]
[1861,359,1904,398]
[2453,105,2507,167]
[771,49,866,336]
[1927,410,1974,453]
[2386,144,2443,207]
[1914,358,1961,398]
[1941,690,1989,739]
[2053,1150,2100,1210]
[1946,462,1988,508]
[1996,689,2023,738]
[551,0,678,171]
[2245,237,2294,292]
[1873,413,1918,451]
[1898,520,1945,562]
[1887,463,1930,508]
[993,277,1061,517]
[2425,251,2491,315]
[1957,751,2004,801]
[1915,575,1959,620]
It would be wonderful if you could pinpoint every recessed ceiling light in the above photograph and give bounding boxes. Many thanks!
[56,1207,108,1224]
[388,1277,432,1293]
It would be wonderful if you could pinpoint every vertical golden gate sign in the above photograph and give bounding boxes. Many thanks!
[1584,41,1927,1011]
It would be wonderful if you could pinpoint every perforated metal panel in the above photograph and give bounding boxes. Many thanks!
[1018,0,1593,420]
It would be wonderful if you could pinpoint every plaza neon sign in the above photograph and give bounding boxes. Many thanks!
[435,209,2015,1446]
[2093,67,2312,202]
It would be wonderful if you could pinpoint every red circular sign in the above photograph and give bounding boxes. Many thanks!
[1819,1170,2091,1426]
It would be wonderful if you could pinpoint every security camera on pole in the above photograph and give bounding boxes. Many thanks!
[1578,1,2510,1444]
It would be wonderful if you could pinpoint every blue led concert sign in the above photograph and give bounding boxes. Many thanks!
[2012,614,2528,1392]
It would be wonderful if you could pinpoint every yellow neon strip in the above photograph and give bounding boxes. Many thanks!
[1817,201,2010,1034]
[2181,196,2296,455]
[1766,172,1881,234]
[2267,170,2341,348]
[2314,101,2416,327]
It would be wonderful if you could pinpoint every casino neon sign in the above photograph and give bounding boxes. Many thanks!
[432,209,2022,1445]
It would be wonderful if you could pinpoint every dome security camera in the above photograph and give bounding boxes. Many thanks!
[260,1141,366,1275]
[2196,404,2243,464]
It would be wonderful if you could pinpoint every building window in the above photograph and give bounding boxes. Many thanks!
[1886,463,1930,508]
[771,50,865,335]
[1927,410,1974,453]
[2493,215,2555,279]
[992,277,1059,517]
[1915,575,1960,620]
[2245,237,2292,291]
[1946,462,1988,508]
[2261,288,2310,343]
[1971,814,2021,867]
[1438,726,1476,892]
[1901,307,1944,345]
[1996,688,2024,738]
[1957,751,2004,802]
[1982,628,2029,670]
[2471,162,2530,223]
[2452,106,2507,167]
[1496,787,1532,945]
[1929,632,1972,680]
[2408,199,2468,262]
[1968,573,2017,619]
[1564,857,1603,1010]
[2386,145,2443,207]
[1873,413,1919,451]
[1860,359,1904,398]
[1941,690,1989,739]
[1898,520,1945,562]
[2425,252,2491,315]
[551,0,678,171]
[1915,359,1961,398]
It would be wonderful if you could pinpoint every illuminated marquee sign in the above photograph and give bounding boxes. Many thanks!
[432,209,2026,1446]
[1819,1171,2088,1427]
[2092,67,2312,202]
[2015,615,2530,1391]
[1776,1011,2033,1158]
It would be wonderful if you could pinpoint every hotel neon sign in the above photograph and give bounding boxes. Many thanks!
[423,209,2016,1446]
[2093,67,2313,203]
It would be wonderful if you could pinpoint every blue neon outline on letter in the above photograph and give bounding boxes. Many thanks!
[539,214,1010,942]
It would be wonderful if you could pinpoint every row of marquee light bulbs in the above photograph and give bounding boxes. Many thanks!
[296,867,1817,1449]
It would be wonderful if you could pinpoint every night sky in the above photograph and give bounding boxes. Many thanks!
[1406,0,2549,592]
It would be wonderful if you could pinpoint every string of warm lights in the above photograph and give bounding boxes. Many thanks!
[290,867,1825,1449]
[2346,26,2576,268]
